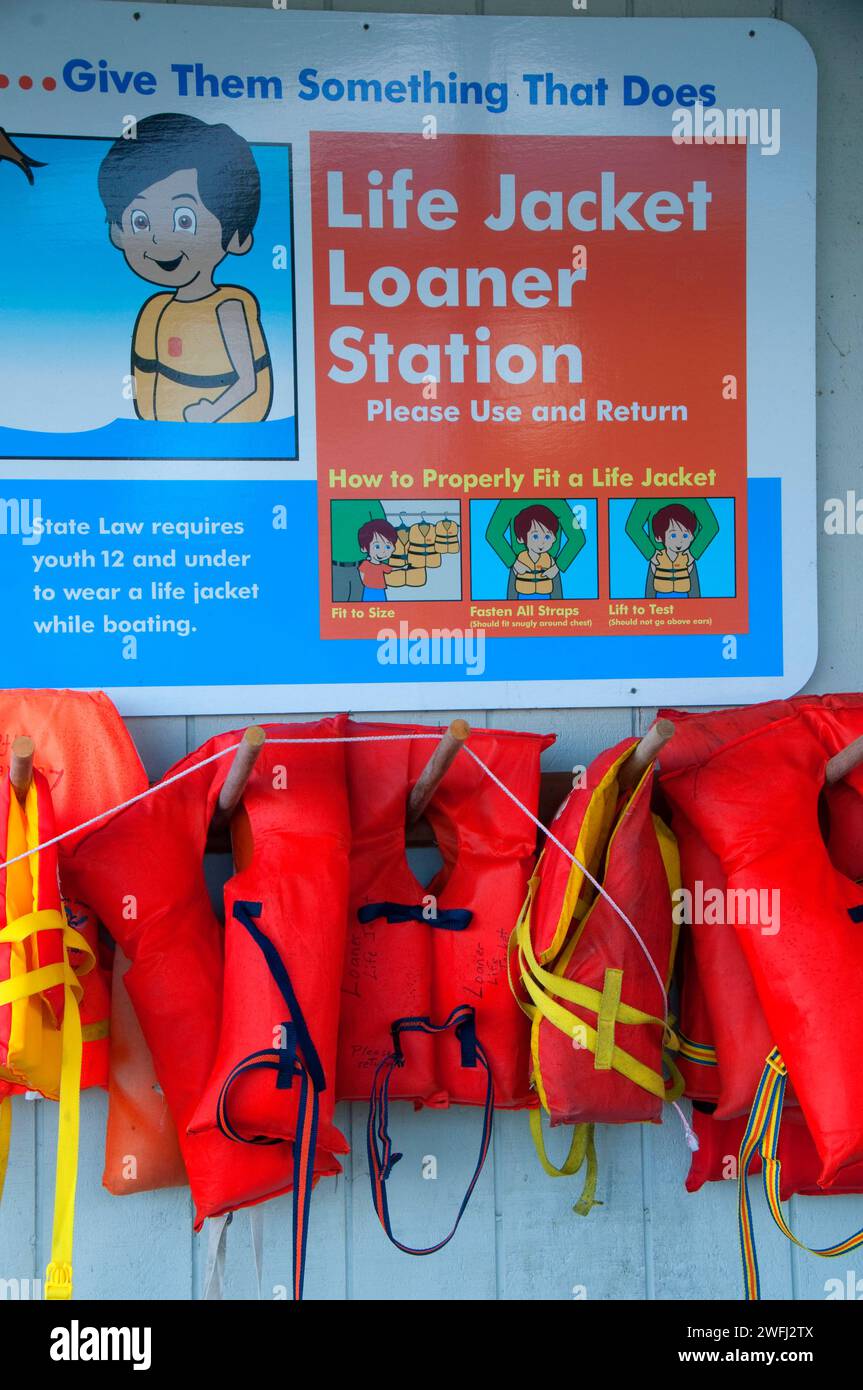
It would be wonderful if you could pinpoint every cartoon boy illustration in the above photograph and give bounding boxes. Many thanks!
[510,505,562,599]
[645,503,701,598]
[486,498,584,600]
[358,519,398,600]
[625,498,719,596]
[98,113,272,423]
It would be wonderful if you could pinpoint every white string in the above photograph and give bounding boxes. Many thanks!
[0,739,244,871]
[461,745,669,1016]
[0,725,696,1147]
[0,733,440,872]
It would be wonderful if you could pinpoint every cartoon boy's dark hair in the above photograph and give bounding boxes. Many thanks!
[358,520,398,551]
[513,504,560,544]
[98,113,261,249]
[651,503,699,540]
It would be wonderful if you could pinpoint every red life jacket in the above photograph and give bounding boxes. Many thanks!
[660,695,863,1185]
[686,1108,863,1201]
[675,899,721,1109]
[63,721,349,1237]
[190,718,350,1163]
[669,804,783,1119]
[339,719,549,1253]
[663,701,863,1120]
[338,720,551,1109]
[515,738,681,1129]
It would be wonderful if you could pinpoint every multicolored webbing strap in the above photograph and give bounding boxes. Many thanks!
[216,900,323,1302]
[368,1005,494,1255]
[738,1048,863,1300]
[678,1034,718,1069]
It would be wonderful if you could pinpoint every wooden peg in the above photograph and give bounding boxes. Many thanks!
[826,733,863,786]
[616,718,675,794]
[10,736,34,805]
[408,719,470,826]
[210,726,266,832]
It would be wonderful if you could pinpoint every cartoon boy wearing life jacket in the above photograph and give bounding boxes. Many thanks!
[358,519,398,601]
[98,113,272,423]
[646,503,701,598]
[511,504,562,599]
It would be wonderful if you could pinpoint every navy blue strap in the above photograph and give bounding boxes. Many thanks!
[216,900,323,1301]
[367,1004,494,1256]
[358,900,473,931]
[232,900,326,1092]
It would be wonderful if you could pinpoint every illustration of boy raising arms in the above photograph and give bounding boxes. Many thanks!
[511,505,562,598]
[358,520,398,600]
[486,497,584,600]
[646,503,701,598]
[98,113,272,423]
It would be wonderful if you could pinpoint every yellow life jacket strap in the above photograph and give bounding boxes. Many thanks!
[0,961,80,1008]
[528,1110,602,1215]
[0,907,67,943]
[517,915,676,1102]
[518,909,665,1032]
[519,954,670,1101]
[0,909,94,1301]
[594,968,623,1071]
[45,979,83,1302]
[45,920,93,1301]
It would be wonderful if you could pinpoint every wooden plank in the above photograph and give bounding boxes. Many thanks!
[0,1097,38,1297]
[69,1093,194,1300]
[783,1192,863,1301]
[347,1100,498,1299]
[497,1111,648,1299]
[647,1112,795,1300]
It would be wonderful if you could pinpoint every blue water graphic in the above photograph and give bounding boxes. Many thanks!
[0,415,297,462]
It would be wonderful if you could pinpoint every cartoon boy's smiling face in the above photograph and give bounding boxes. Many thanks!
[663,519,693,556]
[367,532,395,564]
[526,520,555,554]
[109,167,251,292]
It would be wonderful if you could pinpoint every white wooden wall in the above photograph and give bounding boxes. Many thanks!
[2,0,861,1302]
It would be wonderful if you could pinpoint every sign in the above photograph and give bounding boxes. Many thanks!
[0,2,816,713]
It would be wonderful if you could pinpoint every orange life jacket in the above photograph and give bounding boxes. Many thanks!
[435,520,460,554]
[0,770,96,1299]
[0,688,146,1095]
[652,549,691,593]
[514,550,554,596]
[132,286,272,423]
[407,522,441,569]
